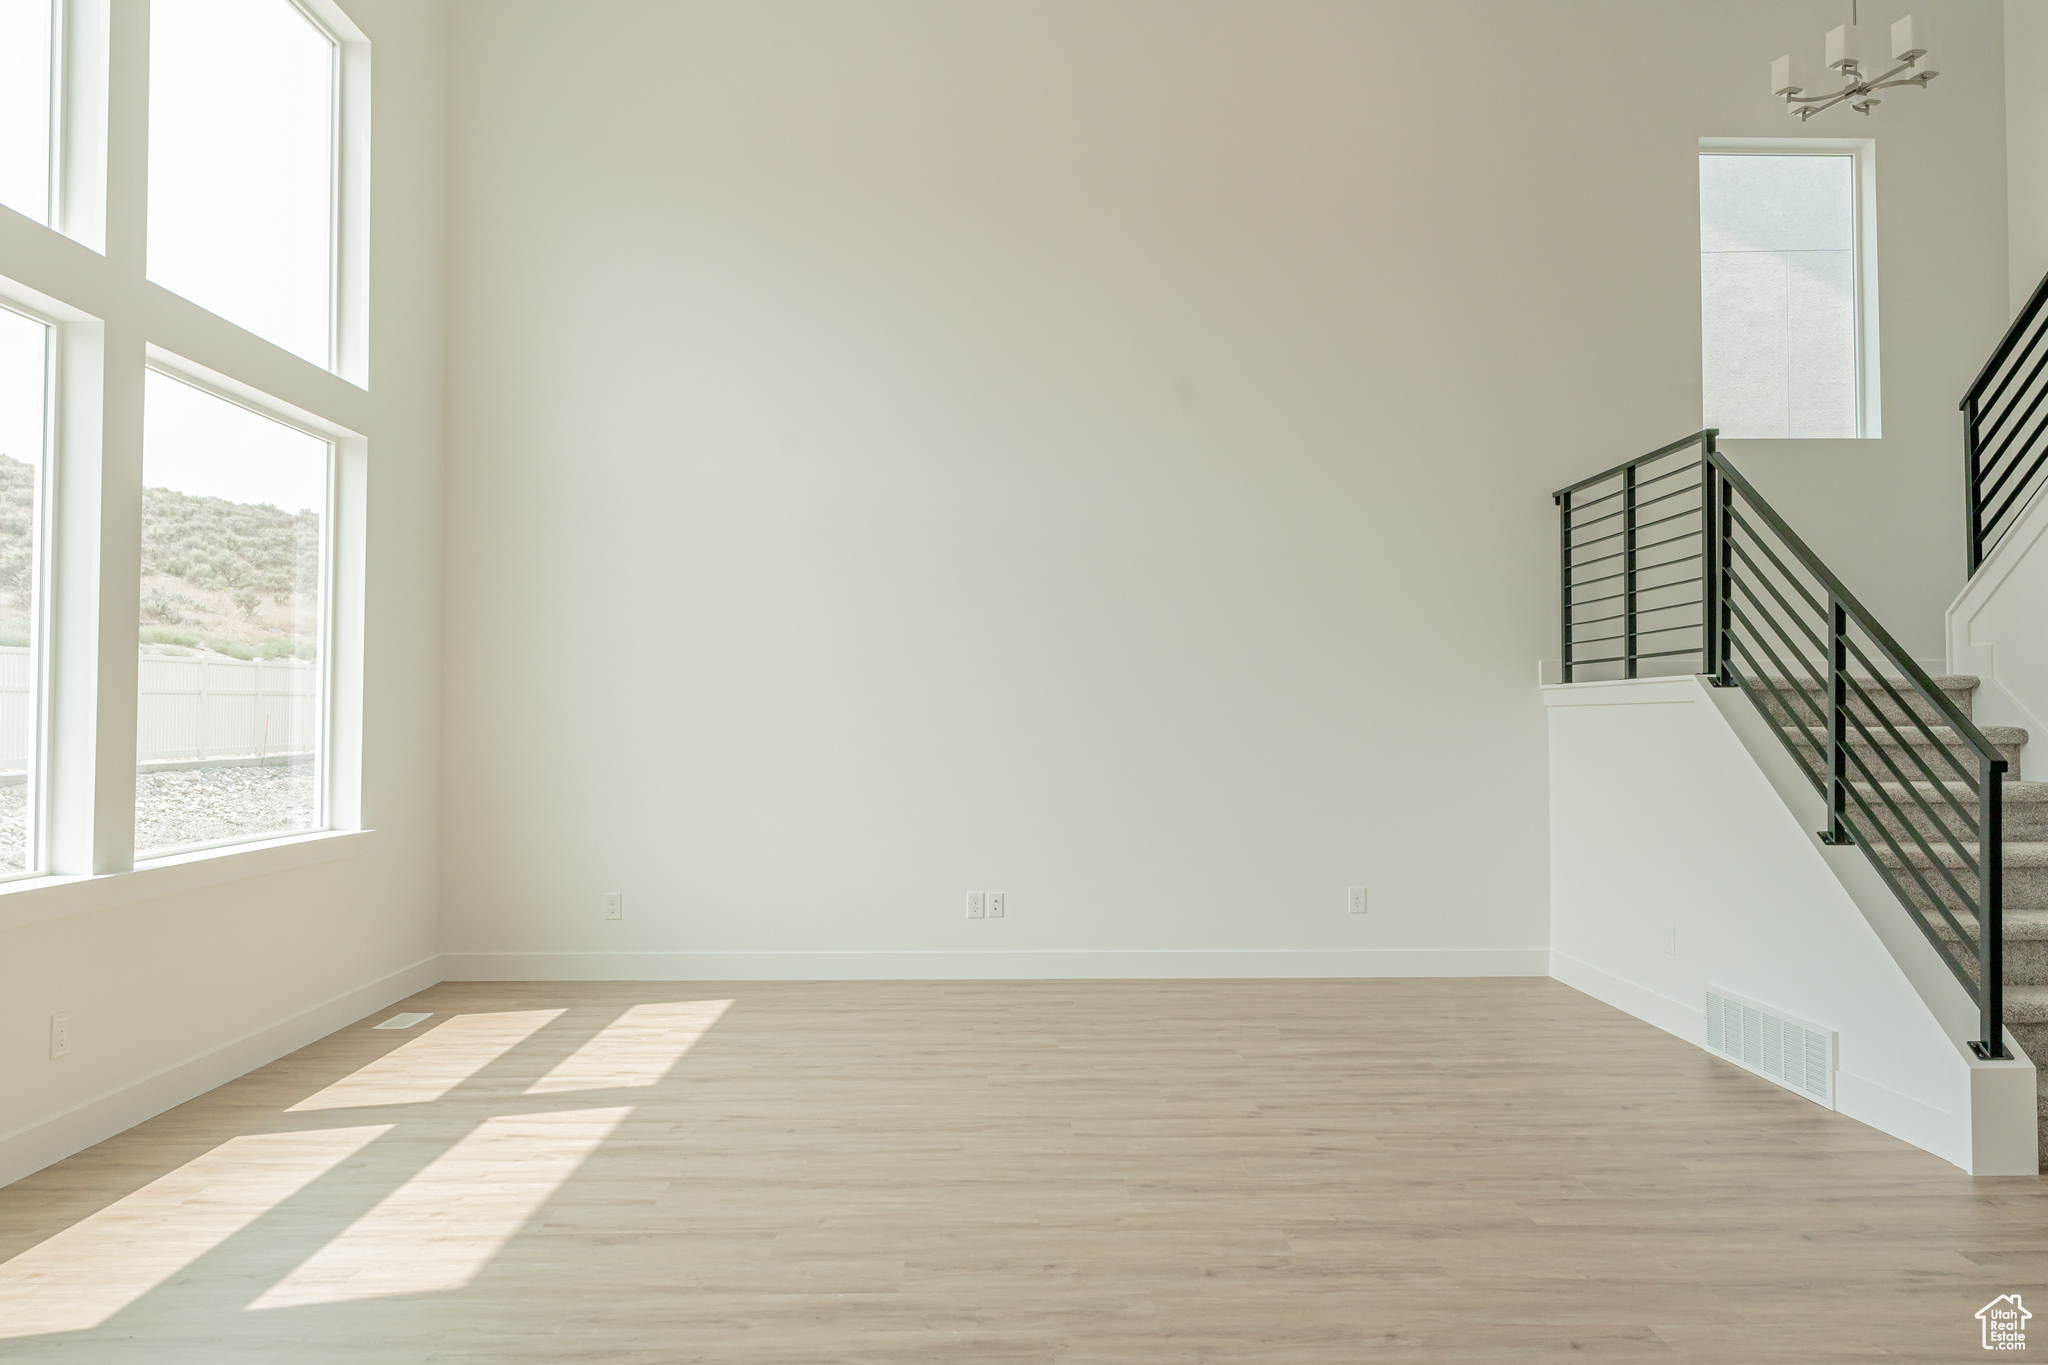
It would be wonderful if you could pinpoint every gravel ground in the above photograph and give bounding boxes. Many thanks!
[0,764,314,870]
[137,764,316,855]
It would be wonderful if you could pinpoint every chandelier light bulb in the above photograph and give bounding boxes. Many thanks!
[1772,53,1807,98]
[1890,13,1930,62]
[1827,23,1863,72]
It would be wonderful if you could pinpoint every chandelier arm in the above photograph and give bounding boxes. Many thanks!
[1860,58,1924,87]
[1787,84,1862,106]
[1789,89,1858,117]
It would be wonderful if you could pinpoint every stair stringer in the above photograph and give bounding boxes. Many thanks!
[1545,674,2036,1174]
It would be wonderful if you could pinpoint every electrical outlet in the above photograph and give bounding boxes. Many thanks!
[50,1012,70,1059]
[1347,886,1367,915]
[987,892,1004,918]
[965,892,985,919]
[1665,924,1677,955]
[603,892,623,921]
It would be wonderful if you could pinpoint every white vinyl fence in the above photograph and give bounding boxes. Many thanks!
[0,647,27,772]
[0,646,318,772]
[138,652,317,766]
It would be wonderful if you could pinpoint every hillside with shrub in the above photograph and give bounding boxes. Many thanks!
[0,453,320,659]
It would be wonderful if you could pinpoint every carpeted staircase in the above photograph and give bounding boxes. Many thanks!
[1756,674,2046,1166]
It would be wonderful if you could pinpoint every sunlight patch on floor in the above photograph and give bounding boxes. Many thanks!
[248,1106,632,1308]
[525,999,733,1094]
[288,1009,566,1112]
[0,1125,389,1338]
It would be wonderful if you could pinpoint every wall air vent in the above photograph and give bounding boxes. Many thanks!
[1703,986,1836,1109]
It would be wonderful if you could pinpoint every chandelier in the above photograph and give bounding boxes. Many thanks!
[1772,9,1941,120]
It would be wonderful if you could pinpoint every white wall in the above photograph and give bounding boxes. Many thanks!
[0,0,447,1185]
[438,0,2008,976]
[1948,487,2048,758]
[1547,675,2035,1174]
[2008,0,2048,313]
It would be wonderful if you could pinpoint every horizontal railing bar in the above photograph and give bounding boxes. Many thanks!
[1569,577,1700,612]
[1633,506,1705,537]
[1982,444,2048,543]
[1978,384,2048,465]
[1571,527,1707,573]
[1964,268,2048,405]
[1573,619,1702,647]
[1838,767,1986,954]
[1728,649,1829,778]
[1726,602,1829,730]
[1710,452,2006,766]
[1554,437,1712,498]
[1836,771,1985,966]
[1566,646,1706,667]
[1568,483,1628,513]
[1727,541,1830,663]
[1842,637,1981,789]
[1836,683,1981,879]
[1727,509,1829,622]
[1571,571,1703,595]
[1835,679,1974,859]
[1634,528,1705,557]
[1976,356,2048,481]
[1568,483,1706,539]
[1973,315,2048,421]
[1571,599,1700,629]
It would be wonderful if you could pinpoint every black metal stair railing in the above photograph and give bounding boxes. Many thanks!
[1556,431,2011,1059]
[1966,268,2048,573]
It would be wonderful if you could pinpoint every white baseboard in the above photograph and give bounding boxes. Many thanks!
[439,948,1552,981]
[0,954,444,1190]
[1835,1068,1959,1168]
[1551,949,1980,1169]
[1548,949,1705,1041]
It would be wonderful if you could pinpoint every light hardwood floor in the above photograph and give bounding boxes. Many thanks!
[0,978,2044,1362]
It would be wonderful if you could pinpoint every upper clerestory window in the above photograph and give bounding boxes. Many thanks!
[148,0,338,370]
[0,0,60,226]
[1700,145,1877,440]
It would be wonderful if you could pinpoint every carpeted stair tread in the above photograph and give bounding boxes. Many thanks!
[1787,724,2028,746]
[1872,842,2048,869]
[1756,674,1981,691]
[1927,908,2048,941]
[1850,780,2048,803]
[2004,986,2048,1025]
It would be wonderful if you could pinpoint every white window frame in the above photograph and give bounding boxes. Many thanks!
[7,0,113,253]
[0,0,371,921]
[1699,136,1882,440]
[0,296,60,880]
[133,355,338,862]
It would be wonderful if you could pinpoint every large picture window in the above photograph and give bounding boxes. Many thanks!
[1700,149,1871,439]
[148,0,337,368]
[0,305,47,876]
[0,0,364,885]
[137,369,328,858]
